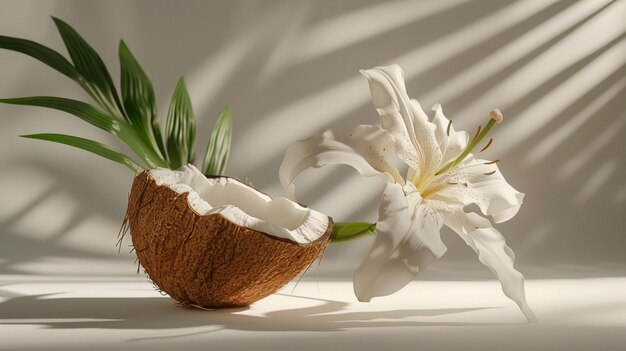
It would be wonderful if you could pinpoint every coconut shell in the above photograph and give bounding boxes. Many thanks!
[124,171,332,308]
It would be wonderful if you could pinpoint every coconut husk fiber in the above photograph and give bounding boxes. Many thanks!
[124,171,332,308]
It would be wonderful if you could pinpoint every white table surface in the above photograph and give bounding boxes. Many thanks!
[1,275,625,351]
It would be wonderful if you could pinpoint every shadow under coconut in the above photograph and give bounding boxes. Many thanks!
[0,292,504,340]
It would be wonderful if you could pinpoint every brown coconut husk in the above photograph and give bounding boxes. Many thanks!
[122,171,332,308]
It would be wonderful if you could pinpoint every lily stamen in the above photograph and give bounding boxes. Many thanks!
[446,120,452,136]
[484,159,499,165]
[472,125,482,141]
[480,138,493,152]
[483,170,496,175]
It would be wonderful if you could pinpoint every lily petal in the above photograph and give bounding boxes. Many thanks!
[444,209,536,322]
[279,125,403,199]
[354,182,447,302]
[431,104,468,165]
[360,66,420,172]
[360,65,441,178]
[410,98,443,168]
[437,158,524,223]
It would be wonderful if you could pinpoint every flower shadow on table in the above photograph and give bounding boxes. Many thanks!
[0,291,504,340]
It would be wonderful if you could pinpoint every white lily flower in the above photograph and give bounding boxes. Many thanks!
[279,64,536,322]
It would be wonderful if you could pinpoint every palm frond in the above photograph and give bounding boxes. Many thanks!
[202,105,232,176]
[0,96,165,168]
[0,35,80,80]
[1,17,232,175]
[165,77,196,169]
[21,133,139,172]
[119,40,166,159]
[52,17,125,118]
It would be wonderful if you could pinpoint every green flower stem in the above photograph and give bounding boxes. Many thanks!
[330,222,376,243]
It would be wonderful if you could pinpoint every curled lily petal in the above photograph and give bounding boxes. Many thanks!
[361,65,441,178]
[279,125,404,199]
[437,159,524,223]
[444,209,536,322]
[360,66,420,173]
[354,182,446,302]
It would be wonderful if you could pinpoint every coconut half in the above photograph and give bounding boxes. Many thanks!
[124,164,332,307]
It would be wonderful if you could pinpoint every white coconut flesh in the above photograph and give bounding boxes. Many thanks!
[148,164,329,244]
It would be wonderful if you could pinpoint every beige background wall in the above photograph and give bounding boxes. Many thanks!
[0,0,624,279]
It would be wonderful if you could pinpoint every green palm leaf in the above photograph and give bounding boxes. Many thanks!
[165,77,195,169]
[0,96,120,131]
[0,96,165,168]
[21,133,139,172]
[52,17,125,118]
[119,40,166,159]
[202,105,232,176]
[0,35,80,80]
[1,17,233,175]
